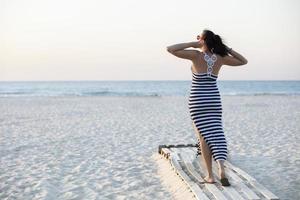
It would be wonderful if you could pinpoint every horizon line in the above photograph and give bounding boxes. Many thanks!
[0,79,299,82]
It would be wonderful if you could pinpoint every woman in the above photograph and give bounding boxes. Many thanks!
[166,29,248,186]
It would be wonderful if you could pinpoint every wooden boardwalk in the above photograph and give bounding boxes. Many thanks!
[158,144,279,200]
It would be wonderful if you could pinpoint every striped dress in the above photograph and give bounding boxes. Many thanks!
[188,66,228,161]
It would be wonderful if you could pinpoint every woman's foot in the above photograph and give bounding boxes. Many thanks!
[219,169,230,186]
[220,177,231,186]
[203,176,216,184]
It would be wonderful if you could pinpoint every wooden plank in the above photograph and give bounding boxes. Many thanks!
[156,153,193,196]
[171,157,210,200]
[190,148,261,200]
[169,155,197,196]
[172,148,229,200]
[161,147,171,159]
[224,162,279,200]
[160,146,280,200]
[187,148,261,200]
[183,148,246,200]
[169,149,211,200]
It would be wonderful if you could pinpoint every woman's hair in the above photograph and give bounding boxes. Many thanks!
[202,29,229,57]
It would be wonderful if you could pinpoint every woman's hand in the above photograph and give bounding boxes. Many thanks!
[191,41,203,48]
[225,45,232,53]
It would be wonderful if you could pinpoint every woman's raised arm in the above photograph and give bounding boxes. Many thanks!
[222,48,248,66]
[166,41,202,60]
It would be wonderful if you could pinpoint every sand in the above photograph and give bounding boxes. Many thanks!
[0,95,299,199]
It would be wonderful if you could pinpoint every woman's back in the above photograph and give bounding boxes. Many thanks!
[191,51,223,77]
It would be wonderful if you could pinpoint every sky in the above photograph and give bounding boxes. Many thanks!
[1,0,300,81]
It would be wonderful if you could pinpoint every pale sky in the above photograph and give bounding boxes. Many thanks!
[1,0,300,81]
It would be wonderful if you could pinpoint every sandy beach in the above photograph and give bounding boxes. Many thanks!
[0,95,299,200]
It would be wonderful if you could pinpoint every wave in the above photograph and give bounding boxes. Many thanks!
[80,91,161,97]
[0,81,299,97]
[0,91,162,97]
[0,91,299,97]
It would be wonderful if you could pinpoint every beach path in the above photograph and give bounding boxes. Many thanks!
[156,145,280,200]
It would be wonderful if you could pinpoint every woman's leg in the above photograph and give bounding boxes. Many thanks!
[192,122,215,182]
[216,160,231,186]
[216,160,226,179]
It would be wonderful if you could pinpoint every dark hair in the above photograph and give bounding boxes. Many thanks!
[202,29,229,57]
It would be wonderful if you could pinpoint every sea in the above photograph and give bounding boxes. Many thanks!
[0,80,299,97]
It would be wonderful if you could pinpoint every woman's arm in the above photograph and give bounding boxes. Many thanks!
[166,41,202,60]
[222,47,248,66]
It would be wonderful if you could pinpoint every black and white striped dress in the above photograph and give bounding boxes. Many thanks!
[188,64,228,161]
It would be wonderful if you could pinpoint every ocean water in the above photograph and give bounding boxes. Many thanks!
[0,80,299,97]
